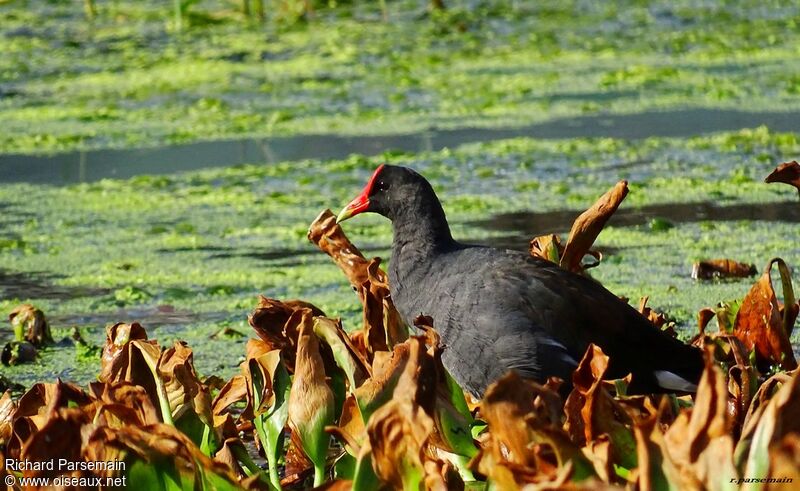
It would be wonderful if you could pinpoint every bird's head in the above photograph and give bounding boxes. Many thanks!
[336,164,429,223]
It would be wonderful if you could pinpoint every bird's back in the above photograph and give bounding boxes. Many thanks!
[388,244,703,396]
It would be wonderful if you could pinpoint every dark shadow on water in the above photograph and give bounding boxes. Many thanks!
[469,200,800,250]
[156,245,236,254]
[50,306,231,329]
[2,108,800,185]
[207,244,391,267]
[0,269,110,300]
[209,247,316,263]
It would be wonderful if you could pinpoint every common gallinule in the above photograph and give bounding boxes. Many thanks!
[337,164,703,396]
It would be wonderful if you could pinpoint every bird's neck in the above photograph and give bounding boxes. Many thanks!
[390,194,457,260]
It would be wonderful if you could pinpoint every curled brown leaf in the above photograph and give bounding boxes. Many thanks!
[560,181,628,273]
[9,304,52,346]
[99,322,155,386]
[89,382,161,427]
[158,341,208,422]
[366,337,439,489]
[362,258,408,355]
[564,345,632,445]
[632,403,681,491]
[213,374,248,416]
[529,233,564,264]
[89,423,241,485]
[0,391,14,446]
[308,209,407,359]
[691,259,757,280]
[475,371,595,487]
[697,308,716,334]
[733,258,798,371]
[737,369,800,474]
[765,160,800,197]
[287,311,335,471]
[308,209,372,291]
[638,296,676,336]
[354,342,411,424]
[18,407,93,480]
[664,347,738,488]
[767,433,800,488]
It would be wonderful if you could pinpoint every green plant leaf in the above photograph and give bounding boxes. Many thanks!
[250,349,291,491]
[287,315,335,487]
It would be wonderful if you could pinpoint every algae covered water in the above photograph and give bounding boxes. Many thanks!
[1,0,799,387]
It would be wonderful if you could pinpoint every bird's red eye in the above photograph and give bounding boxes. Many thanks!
[376,180,389,192]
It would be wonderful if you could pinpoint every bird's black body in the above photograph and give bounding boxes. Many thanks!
[338,164,704,396]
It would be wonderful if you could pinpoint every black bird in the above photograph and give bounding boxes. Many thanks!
[337,164,703,396]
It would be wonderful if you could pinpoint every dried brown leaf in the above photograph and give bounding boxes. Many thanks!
[767,433,800,488]
[424,458,464,491]
[308,210,407,359]
[664,347,738,489]
[307,209,371,290]
[354,342,411,423]
[737,369,800,475]
[476,372,592,486]
[733,258,798,371]
[287,311,335,470]
[99,322,159,393]
[362,258,408,356]
[214,437,248,478]
[530,234,564,264]
[213,374,248,416]
[691,259,757,280]
[560,181,628,272]
[638,296,676,336]
[89,382,161,427]
[245,337,272,362]
[18,407,92,480]
[89,423,240,485]
[248,296,316,369]
[632,406,682,491]
[8,304,52,346]
[564,345,632,446]
[0,391,14,446]
[100,321,147,368]
[366,337,437,489]
[283,434,314,486]
[241,346,287,427]
[327,393,366,454]
[157,341,208,422]
[739,371,792,436]
[765,160,800,195]
[697,308,716,334]
[14,380,91,430]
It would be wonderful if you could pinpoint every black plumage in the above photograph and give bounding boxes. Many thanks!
[337,164,703,396]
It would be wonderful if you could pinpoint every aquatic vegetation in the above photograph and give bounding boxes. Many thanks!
[1,129,799,385]
[1,211,798,488]
[2,1,800,153]
[1,1,798,484]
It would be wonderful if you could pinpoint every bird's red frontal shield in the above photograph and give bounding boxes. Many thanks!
[336,164,385,223]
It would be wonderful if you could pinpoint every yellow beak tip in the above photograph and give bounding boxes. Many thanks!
[335,208,351,224]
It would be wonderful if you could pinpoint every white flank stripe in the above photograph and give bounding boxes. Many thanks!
[654,370,698,392]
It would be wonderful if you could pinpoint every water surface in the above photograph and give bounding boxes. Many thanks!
[3,108,798,185]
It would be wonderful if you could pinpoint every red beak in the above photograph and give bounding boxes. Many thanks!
[336,164,385,223]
